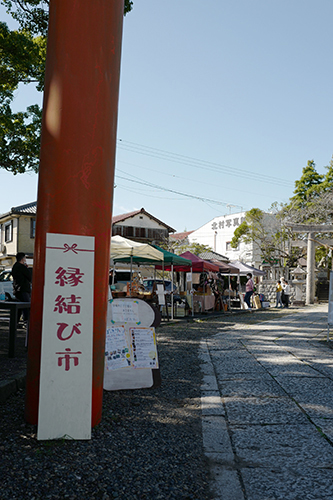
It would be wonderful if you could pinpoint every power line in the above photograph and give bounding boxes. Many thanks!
[115,173,244,209]
[116,159,276,200]
[115,184,184,200]
[117,139,294,188]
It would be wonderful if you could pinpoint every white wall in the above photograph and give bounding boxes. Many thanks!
[188,211,264,268]
[0,217,18,256]
[115,213,167,230]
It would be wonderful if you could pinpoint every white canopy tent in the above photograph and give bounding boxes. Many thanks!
[110,235,164,298]
[230,261,265,276]
[110,235,164,263]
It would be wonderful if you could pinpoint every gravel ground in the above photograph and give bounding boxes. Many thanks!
[0,307,296,500]
[0,313,27,382]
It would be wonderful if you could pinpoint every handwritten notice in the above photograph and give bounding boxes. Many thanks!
[104,298,159,391]
[111,299,139,324]
[105,325,131,370]
[130,327,158,369]
[37,233,95,440]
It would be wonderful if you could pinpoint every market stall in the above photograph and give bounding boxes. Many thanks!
[110,235,164,264]
[230,261,265,308]
[153,245,192,319]
[205,259,240,310]
[178,252,220,312]
[110,235,164,299]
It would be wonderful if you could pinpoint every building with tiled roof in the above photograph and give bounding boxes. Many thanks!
[0,203,176,268]
[0,201,37,268]
[112,208,175,244]
[198,249,229,263]
[169,230,194,242]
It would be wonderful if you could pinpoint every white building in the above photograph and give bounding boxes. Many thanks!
[188,211,274,269]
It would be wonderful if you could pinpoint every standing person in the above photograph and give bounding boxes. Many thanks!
[280,277,286,305]
[283,280,290,308]
[275,280,283,308]
[12,252,32,323]
[244,273,254,309]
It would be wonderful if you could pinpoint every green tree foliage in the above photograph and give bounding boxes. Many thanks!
[162,238,213,257]
[321,155,333,192]
[291,160,324,205]
[281,158,333,225]
[0,20,46,91]
[279,158,333,266]
[0,0,133,174]
[184,242,213,256]
[230,207,300,267]
[0,16,46,173]
[0,102,41,173]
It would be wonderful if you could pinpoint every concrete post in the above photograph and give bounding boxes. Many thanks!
[306,232,315,304]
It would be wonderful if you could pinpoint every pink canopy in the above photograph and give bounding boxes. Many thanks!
[177,251,220,273]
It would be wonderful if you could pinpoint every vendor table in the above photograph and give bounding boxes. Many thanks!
[0,301,31,357]
[193,294,215,312]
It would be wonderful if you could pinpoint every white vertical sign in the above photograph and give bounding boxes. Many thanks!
[328,271,333,326]
[37,233,95,440]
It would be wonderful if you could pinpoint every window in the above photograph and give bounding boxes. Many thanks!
[135,227,146,238]
[147,228,168,241]
[0,271,13,282]
[226,241,239,251]
[123,226,133,237]
[112,226,122,236]
[5,222,13,242]
[30,218,36,238]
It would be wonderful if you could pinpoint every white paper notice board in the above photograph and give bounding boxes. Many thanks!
[37,233,95,440]
[104,298,160,391]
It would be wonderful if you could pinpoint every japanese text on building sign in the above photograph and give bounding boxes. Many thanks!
[211,217,245,231]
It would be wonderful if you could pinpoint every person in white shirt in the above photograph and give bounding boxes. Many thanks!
[283,280,290,308]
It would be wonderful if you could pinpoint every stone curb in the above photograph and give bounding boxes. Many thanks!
[0,370,26,403]
[200,340,245,500]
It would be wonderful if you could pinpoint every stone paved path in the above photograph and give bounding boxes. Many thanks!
[201,304,333,500]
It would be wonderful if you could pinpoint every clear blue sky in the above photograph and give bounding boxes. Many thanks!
[1,0,333,232]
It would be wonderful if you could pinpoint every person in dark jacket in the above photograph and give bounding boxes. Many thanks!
[12,252,32,321]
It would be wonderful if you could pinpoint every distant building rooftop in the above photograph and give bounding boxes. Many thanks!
[169,230,194,241]
[0,201,37,219]
[198,249,229,263]
[112,207,175,233]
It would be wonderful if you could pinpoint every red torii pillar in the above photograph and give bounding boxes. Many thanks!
[25,0,124,426]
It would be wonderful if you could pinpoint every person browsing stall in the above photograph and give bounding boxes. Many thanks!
[275,280,283,308]
[283,280,290,308]
[244,273,254,309]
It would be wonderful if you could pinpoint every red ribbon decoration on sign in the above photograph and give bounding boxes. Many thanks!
[63,243,78,254]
